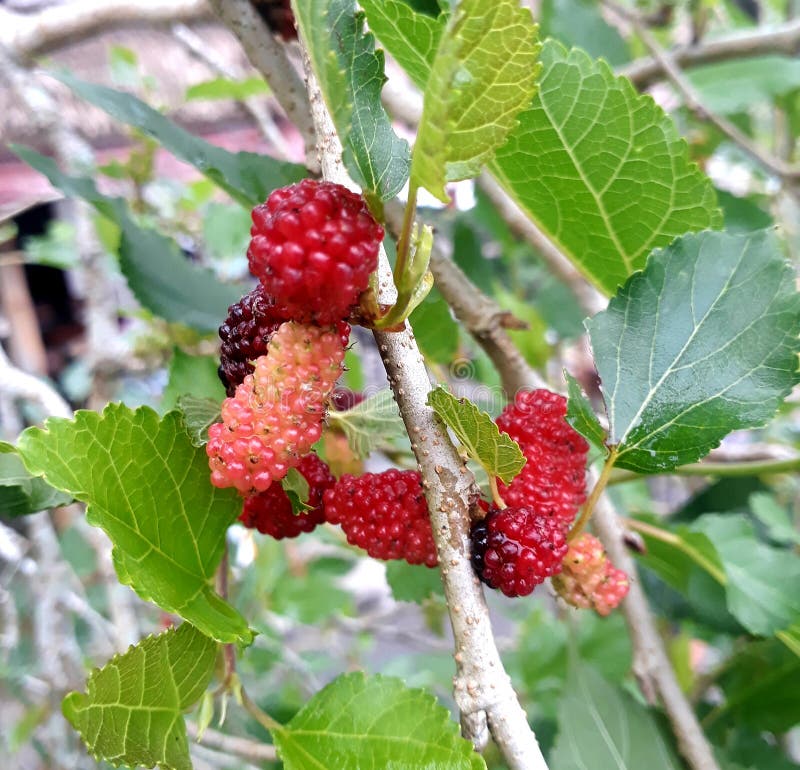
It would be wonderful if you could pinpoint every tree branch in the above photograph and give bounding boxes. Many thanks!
[620,19,800,89]
[186,722,278,763]
[297,45,549,770]
[207,0,316,166]
[0,344,71,419]
[0,0,211,60]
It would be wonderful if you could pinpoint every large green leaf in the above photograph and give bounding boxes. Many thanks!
[16,405,251,644]
[550,664,682,770]
[56,71,303,207]
[358,0,444,89]
[586,229,800,473]
[694,514,800,637]
[715,640,800,732]
[428,386,525,484]
[10,146,247,333]
[491,42,721,294]
[63,623,217,770]
[411,0,540,201]
[293,0,410,202]
[0,442,72,516]
[273,672,484,769]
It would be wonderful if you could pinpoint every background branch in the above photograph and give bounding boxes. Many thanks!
[0,0,211,60]
[620,18,800,89]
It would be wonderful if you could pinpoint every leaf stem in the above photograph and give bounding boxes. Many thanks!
[620,516,728,586]
[567,449,618,542]
[216,544,237,685]
[608,455,800,485]
[489,475,507,509]
[393,184,419,289]
[240,687,283,735]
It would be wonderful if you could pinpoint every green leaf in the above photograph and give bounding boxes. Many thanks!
[427,386,525,484]
[176,396,221,447]
[386,561,442,603]
[10,146,247,333]
[185,76,270,102]
[694,514,800,637]
[490,41,722,294]
[16,405,252,644]
[282,468,312,514]
[273,672,484,769]
[409,287,459,363]
[162,349,226,412]
[564,372,606,449]
[54,71,303,207]
[0,443,72,516]
[749,492,800,546]
[541,0,630,66]
[717,189,773,233]
[587,229,800,473]
[715,640,800,732]
[63,623,217,770]
[688,56,800,115]
[411,0,541,201]
[550,664,682,770]
[327,389,407,458]
[357,0,445,89]
[293,0,410,201]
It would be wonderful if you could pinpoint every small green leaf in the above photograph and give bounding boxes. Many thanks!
[409,287,460,363]
[694,514,800,637]
[386,561,442,603]
[328,389,407,458]
[55,71,303,207]
[0,443,72,516]
[176,395,221,447]
[411,0,541,200]
[185,76,270,102]
[10,146,248,332]
[273,672,484,769]
[490,41,721,294]
[550,664,682,770]
[293,0,410,201]
[17,405,252,644]
[540,0,630,65]
[162,349,226,412]
[587,229,800,473]
[63,623,217,770]
[689,55,800,115]
[282,468,312,514]
[427,386,525,484]
[358,0,444,89]
[564,372,606,449]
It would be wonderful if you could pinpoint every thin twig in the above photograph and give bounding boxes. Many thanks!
[606,1,800,181]
[186,722,278,763]
[298,44,549,770]
[609,454,800,484]
[171,22,294,159]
